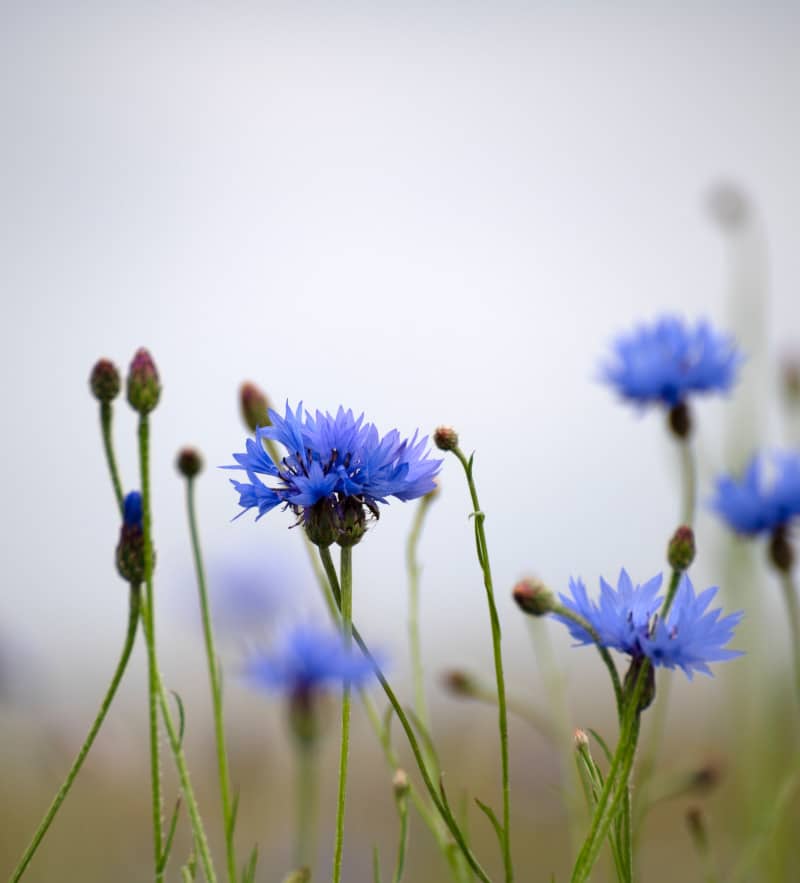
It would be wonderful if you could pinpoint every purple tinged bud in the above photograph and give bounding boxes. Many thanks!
[126,347,161,415]
[512,577,556,616]
[240,381,272,433]
[442,670,477,697]
[433,425,459,452]
[573,728,590,750]
[392,769,410,798]
[89,358,121,403]
[117,492,146,583]
[667,525,696,572]
[176,446,203,479]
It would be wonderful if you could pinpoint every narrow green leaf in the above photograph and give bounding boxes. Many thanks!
[170,690,187,747]
[474,797,504,853]
[588,728,613,765]
[242,845,259,883]
[157,796,183,872]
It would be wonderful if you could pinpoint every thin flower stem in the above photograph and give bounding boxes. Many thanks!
[392,792,410,883]
[406,494,434,728]
[332,545,354,883]
[100,401,125,516]
[184,476,237,883]
[452,446,513,883]
[661,568,683,618]
[778,569,800,707]
[551,605,623,717]
[318,548,492,883]
[143,611,218,883]
[679,438,696,526]
[294,739,317,869]
[571,663,648,883]
[138,414,164,881]
[10,587,141,883]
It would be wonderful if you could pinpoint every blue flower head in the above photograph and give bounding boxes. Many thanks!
[243,624,376,696]
[555,569,742,679]
[123,491,143,528]
[224,402,442,546]
[602,316,742,409]
[711,451,800,537]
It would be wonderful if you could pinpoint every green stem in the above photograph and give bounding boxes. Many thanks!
[144,615,218,883]
[406,495,433,728]
[332,545,354,883]
[138,414,164,881]
[392,790,410,883]
[319,547,492,883]
[294,739,317,869]
[678,439,696,526]
[778,569,800,707]
[452,447,512,883]
[10,587,141,882]
[185,476,237,883]
[100,401,125,515]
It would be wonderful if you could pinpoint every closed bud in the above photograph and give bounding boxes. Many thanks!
[512,577,556,616]
[89,358,121,403]
[442,670,477,697]
[433,425,459,452]
[668,525,696,571]
[116,491,147,584]
[126,348,161,414]
[573,728,590,750]
[240,382,272,433]
[176,446,203,479]
[392,769,410,798]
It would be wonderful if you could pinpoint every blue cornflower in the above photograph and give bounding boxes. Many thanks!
[602,316,742,409]
[555,569,742,679]
[243,624,376,696]
[224,402,441,546]
[123,491,143,527]
[711,451,800,537]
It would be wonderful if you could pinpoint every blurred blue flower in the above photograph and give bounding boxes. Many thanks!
[123,491,143,527]
[556,569,742,679]
[224,402,441,543]
[711,451,800,536]
[602,316,742,408]
[243,624,376,695]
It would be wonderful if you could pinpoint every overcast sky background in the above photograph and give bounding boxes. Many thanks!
[1,2,799,722]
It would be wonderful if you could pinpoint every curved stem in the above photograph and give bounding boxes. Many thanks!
[452,447,512,883]
[332,545,353,883]
[185,476,237,883]
[138,414,164,881]
[319,547,491,883]
[100,401,125,516]
[10,587,141,882]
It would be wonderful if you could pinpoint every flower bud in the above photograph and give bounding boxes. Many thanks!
[668,525,696,572]
[392,768,410,798]
[126,348,161,414]
[176,446,203,479]
[240,382,272,433]
[668,402,692,439]
[573,728,589,750]
[433,425,459,452]
[116,491,146,584]
[512,577,556,617]
[89,358,121,403]
[441,670,477,697]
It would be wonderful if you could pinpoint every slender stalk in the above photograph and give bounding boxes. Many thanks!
[406,495,434,727]
[452,447,512,883]
[144,614,218,883]
[332,545,354,883]
[138,414,164,881]
[678,439,696,526]
[294,740,317,869]
[100,401,125,515]
[392,788,410,883]
[778,569,800,706]
[319,548,492,883]
[184,476,237,883]
[10,587,141,882]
